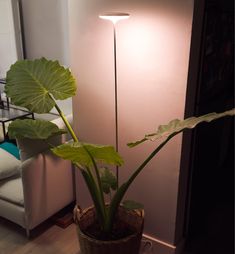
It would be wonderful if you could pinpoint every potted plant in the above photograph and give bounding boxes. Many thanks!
[5,58,234,254]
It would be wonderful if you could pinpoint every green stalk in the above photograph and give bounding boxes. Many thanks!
[105,132,179,233]
[83,146,107,221]
[79,166,106,226]
[53,99,78,142]
[51,96,106,226]
[52,97,107,228]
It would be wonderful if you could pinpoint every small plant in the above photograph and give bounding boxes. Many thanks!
[5,58,235,238]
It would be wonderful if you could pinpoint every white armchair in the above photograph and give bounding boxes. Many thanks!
[0,115,75,236]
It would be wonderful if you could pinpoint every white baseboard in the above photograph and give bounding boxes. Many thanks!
[142,234,185,254]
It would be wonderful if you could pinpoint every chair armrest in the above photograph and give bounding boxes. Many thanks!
[21,150,75,229]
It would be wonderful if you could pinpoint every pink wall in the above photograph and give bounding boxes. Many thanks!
[68,0,194,251]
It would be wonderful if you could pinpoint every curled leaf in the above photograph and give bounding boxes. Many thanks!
[128,109,235,147]
[100,167,117,194]
[122,200,144,210]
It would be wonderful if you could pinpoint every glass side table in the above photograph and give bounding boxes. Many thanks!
[0,106,34,142]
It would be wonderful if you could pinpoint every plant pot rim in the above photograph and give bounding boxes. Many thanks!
[78,225,142,244]
[74,205,144,244]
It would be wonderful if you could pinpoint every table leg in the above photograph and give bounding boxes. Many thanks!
[0,93,4,109]
[2,122,6,140]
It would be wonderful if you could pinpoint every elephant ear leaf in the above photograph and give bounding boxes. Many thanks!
[5,58,76,113]
[99,167,117,194]
[52,142,124,167]
[8,119,67,140]
[128,108,235,147]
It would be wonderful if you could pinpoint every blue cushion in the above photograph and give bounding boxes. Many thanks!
[0,142,20,160]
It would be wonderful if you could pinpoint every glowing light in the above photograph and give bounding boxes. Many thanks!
[99,13,130,24]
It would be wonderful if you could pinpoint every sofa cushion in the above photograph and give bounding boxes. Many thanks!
[0,177,24,206]
[0,148,21,180]
[0,142,20,159]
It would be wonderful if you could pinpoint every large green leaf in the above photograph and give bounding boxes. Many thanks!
[128,108,235,147]
[52,142,124,167]
[122,200,144,210]
[5,58,76,113]
[8,119,67,139]
[99,167,117,194]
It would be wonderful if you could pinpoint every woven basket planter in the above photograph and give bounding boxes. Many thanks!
[74,206,144,254]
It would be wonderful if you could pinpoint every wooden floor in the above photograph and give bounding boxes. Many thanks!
[0,217,153,254]
[0,217,80,254]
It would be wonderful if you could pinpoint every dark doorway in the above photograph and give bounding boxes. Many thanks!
[183,0,234,253]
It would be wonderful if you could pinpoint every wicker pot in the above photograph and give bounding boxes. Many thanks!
[74,206,144,254]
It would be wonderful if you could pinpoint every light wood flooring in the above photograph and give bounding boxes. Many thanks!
[0,217,152,254]
[0,217,80,254]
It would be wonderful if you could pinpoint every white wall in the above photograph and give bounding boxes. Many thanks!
[21,0,72,115]
[0,0,23,78]
[68,0,194,251]
[21,0,69,66]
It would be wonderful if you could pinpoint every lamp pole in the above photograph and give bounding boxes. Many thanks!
[113,23,118,160]
[99,13,130,184]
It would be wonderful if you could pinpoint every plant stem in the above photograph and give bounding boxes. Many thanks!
[83,146,107,220]
[53,100,78,142]
[126,133,179,187]
[79,165,106,226]
[105,132,179,233]
[51,96,107,228]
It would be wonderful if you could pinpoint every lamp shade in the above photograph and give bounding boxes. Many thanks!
[99,12,130,24]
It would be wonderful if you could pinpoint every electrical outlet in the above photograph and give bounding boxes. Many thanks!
[141,237,154,253]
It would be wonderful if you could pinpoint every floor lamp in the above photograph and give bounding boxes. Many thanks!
[99,13,130,183]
